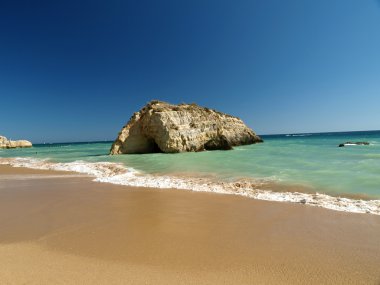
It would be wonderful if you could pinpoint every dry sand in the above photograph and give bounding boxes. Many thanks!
[0,165,379,285]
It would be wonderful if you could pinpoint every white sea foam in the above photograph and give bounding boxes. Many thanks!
[286,134,312,137]
[1,157,379,215]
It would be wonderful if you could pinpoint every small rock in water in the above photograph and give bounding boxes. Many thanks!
[0,135,32,149]
[338,141,370,147]
[300,199,307,204]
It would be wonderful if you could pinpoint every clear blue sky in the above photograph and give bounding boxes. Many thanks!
[1,0,379,143]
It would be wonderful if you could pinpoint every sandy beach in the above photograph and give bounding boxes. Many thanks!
[0,165,379,285]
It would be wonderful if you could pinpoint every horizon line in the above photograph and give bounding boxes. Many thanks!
[29,129,380,144]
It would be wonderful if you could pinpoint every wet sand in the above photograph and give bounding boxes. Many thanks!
[0,165,379,284]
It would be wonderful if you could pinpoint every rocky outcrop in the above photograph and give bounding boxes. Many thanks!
[338,142,370,147]
[0,136,32,149]
[110,101,263,154]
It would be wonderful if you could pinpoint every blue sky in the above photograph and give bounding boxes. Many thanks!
[1,0,379,143]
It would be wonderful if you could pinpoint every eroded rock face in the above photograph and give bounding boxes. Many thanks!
[0,136,32,149]
[110,101,263,154]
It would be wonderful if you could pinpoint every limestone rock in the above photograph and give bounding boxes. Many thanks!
[0,135,32,149]
[110,101,263,154]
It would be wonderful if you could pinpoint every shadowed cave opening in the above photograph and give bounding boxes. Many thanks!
[203,135,232,151]
[147,138,163,153]
[124,135,163,154]
[137,137,163,153]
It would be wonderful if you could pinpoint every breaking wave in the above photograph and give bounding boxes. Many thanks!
[1,157,379,215]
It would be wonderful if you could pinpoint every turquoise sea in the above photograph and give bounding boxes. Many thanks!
[1,130,380,214]
[1,130,380,197]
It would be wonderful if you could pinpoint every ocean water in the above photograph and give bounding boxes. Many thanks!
[1,131,380,214]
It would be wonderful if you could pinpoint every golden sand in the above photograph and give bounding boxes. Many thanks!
[0,165,379,284]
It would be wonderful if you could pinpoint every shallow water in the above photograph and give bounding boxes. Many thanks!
[1,131,380,214]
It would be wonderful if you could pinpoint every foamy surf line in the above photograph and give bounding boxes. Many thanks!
[1,157,379,215]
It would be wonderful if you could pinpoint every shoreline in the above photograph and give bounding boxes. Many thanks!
[1,157,379,215]
[0,165,380,284]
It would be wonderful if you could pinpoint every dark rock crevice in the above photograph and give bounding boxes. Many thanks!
[204,135,232,151]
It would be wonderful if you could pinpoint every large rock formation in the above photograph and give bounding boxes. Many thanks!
[110,101,263,154]
[0,136,32,149]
